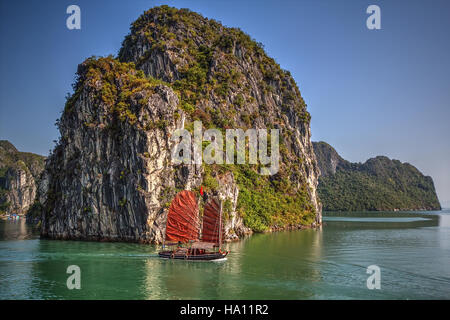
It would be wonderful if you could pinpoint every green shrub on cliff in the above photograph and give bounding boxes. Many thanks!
[203,164,315,232]
[233,166,315,231]
[65,56,174,127]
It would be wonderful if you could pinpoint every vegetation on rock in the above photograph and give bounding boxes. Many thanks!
[65,56,172,127]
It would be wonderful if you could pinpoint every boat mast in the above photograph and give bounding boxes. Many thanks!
[218,200,223,250]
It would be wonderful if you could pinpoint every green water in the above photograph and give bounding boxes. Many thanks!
[0,210,449,299]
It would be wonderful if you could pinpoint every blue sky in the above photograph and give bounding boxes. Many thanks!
[0,0,449,206]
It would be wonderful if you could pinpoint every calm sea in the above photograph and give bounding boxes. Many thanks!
[0,210,449,299]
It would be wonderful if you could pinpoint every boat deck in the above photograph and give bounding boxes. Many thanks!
[158,250,228,261]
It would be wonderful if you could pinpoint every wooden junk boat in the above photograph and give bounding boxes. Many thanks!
[158,190,229,261]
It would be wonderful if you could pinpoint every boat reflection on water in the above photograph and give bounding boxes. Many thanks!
[143,253,229,299]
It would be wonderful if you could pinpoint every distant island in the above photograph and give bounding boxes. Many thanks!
[0,140,45,216]
[313,141,441,212]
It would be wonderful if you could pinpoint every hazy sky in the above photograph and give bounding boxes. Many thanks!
[0,0,449,206]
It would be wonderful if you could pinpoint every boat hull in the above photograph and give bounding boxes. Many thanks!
[158,250,228,261]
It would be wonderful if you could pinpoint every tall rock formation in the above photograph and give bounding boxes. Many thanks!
[0,140,45,215]
[38,6,321,242]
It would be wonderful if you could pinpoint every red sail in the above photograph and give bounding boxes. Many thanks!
[201,198,224,244]
[165,190,199,243]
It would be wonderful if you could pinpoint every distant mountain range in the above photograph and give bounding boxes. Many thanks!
[313,141,441,212]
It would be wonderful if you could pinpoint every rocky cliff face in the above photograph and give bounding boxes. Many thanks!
[313,141,441,211]
[39,58,195,241]
[38,6,321,243]
[0,140,45,215]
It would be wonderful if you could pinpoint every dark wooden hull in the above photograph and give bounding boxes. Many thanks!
[158,250,228,261]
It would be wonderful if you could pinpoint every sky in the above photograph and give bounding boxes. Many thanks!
[0,0,449,206]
